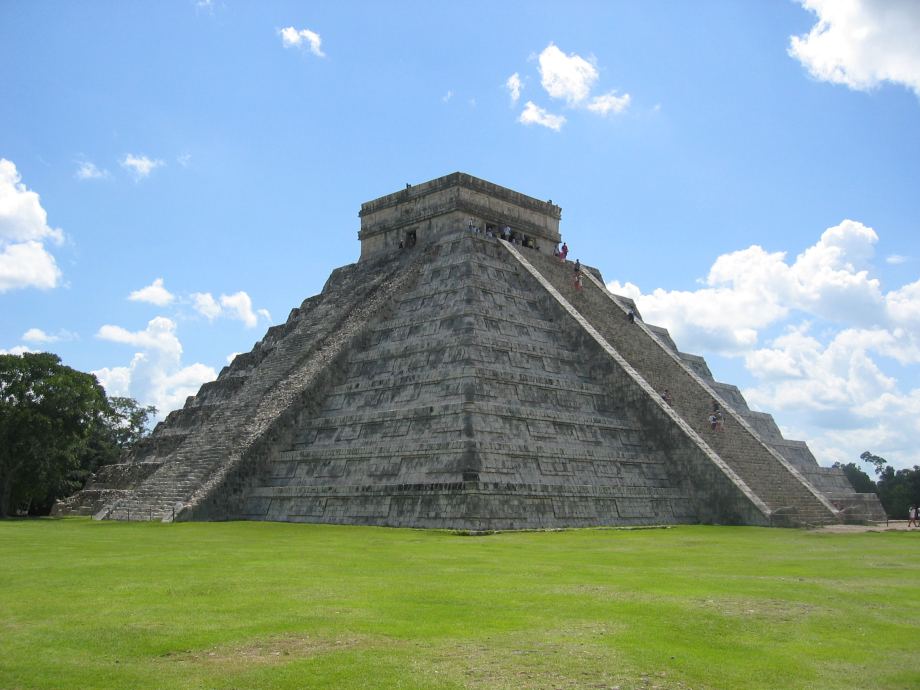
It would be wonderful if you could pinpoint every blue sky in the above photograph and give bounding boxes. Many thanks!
[1,1,918,470]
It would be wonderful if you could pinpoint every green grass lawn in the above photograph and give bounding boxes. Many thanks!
[1,520,918,690]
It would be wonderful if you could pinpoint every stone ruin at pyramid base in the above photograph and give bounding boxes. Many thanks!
[53,173,887,528]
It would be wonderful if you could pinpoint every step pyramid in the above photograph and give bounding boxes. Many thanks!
[56,174,881,527]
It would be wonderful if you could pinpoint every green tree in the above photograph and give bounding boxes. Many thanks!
[0,352,108,517]
[860,451,888,476]
[77,397,157,471]
[831,461,877,493]
[24,396,161,515]
[861,451,920,520]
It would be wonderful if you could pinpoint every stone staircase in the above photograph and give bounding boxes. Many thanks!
[240,231,698,528]
[91,228,843,527]
[96,247,432,521]
[513,244,838,525]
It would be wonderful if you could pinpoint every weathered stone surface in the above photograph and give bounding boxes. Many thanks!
[82,174,874,527]
[358,173,561,260]
[50,462,162,516]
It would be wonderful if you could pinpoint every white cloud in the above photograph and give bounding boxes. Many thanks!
[21,328,76,344]
[279,27,325,57]
[0,345,36,356]
[0,159,63,293]
[226,351,243,364]
[22,328,58,344]
[177,154,191,167]
[538,43,598,105]
[190,290,270,327]
[513,44,630,129]
[75,161,109,180]
[191,292,222,320]
[743,324,920,469]
[220,291,265,328]
[607,219,920,469]
[518,102,566,131]
[790,0,920,95]
[609,220,896,356]
[887,254,909,264]
[0,241,62,293]
[442,90,453,102]
[128,278,176,306]
[587,91,631,115]
[506,73,523,106]
[121,154,164,179]
[94,317,217,415]
[0,159,64,245]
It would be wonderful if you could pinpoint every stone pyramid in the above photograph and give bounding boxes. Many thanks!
[55,174,884,527]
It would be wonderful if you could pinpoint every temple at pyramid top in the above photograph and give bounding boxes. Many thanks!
[358,172,562,260]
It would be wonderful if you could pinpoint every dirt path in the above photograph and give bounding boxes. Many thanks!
[815,520,917,533]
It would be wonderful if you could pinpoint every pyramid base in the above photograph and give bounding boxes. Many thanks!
[183,482,701,529]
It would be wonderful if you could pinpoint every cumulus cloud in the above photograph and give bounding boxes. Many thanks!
[0,159,64,245]
[538,43,598,105]
[94,317,217,415]
[75,161,109,180]
[0,345,36,356]
[220,291,270,328]
[0,241,62,293]
[887,254,909,264]
[607,219,920,469]
[22,328,57,344]
[587,91,631,115]
[518,102,566,131]
[743,324,920,469]
[128,278,176,306]
[513,43,630,129]
[609,220,897,355]
[191,292,222,320]
[0,159,63,292]
[790,0,920,95]
[190,290,271,327]
[506,73,523,106]
[279,27,325,56]
[121,154,164,180]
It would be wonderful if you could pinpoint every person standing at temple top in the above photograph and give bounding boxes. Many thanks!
[562,242,568,259]
[504,226,511,241]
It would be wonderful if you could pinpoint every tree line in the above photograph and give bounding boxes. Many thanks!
[0,352,155,518]
[833,452,920,520]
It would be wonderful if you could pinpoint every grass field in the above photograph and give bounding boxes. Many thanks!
[0,519,918,690]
